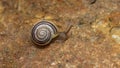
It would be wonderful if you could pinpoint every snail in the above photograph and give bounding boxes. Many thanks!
[31,20,72,46]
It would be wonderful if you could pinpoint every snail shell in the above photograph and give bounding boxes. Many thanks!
[31,21,58,46]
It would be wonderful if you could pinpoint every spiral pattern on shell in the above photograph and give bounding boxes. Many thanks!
[31,21,58,46]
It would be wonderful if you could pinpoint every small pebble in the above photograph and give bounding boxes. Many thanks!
[110,26,120,44]
[90,0,96,4]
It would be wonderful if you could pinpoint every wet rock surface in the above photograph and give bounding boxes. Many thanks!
[0,0,120,68]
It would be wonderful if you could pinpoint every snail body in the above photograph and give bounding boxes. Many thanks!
[31,20,72,46]
[31,21,58,46]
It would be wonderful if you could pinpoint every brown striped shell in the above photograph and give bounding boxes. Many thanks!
[31,21,58,46]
